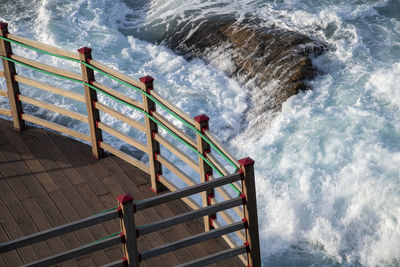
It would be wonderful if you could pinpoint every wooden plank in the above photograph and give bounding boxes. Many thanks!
[141,221,245,261]
[210,199,246,242]
[152,111,196,148]
[94,102,145,132]
[0,210,118,253]
[177,245,247,267]
[155,134,199,173]
[89,60,143,89]
[158,175,201,211]
[212,182,243,218]
[136,172,241,212]
[204,129,240,169]
[0,108,11,117]
[212,221,247,265]
[207,153,229,177]
[7,34,81,61]
[15,75,85,102]
[10,54,81,81]
[92,81,143,110]
[137,197,243,236]
[0,89,7,97]
[99,141,149,174]
[19,94,88,123]
[23,235,122,267]
[156,155,196,187]
[97,122,147,152]
[0,70,4,78]
[21,113,90,142]
[150,90,197,128]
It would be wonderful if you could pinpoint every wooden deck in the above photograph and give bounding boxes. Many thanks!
[0,118,243,267]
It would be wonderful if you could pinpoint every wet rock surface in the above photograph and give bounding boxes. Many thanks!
[159,16,326,113]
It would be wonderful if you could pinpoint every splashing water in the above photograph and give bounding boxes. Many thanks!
[1,0,400,266]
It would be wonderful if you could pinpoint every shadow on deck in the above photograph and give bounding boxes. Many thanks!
[0,118,242,267]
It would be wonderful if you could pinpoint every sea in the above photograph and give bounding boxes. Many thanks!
[1,0,400,266]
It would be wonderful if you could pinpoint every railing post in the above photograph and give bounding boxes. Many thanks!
[194,114,215,231]
[238,157,261,267]
[0,22,25,131]
[140,75,163,193]
[78,46,103,159]
[117,193,139,267]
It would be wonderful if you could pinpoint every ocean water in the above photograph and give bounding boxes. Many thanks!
[1,0,400,266]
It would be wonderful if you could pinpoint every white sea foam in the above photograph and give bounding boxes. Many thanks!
[1,0,400,266]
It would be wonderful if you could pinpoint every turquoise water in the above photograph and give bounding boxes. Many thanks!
[1,0,400,266]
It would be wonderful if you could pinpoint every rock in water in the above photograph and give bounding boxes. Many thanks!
[160,16,325,115]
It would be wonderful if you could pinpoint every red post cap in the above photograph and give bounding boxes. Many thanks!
[194,114,209,124]
[238,157,255,167]
[139,75,154,84]
[0,22,8,30]
[77,46,92,54]
[116,193,134,204]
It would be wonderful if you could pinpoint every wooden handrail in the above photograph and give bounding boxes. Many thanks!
[0,89,7,97]
[0,209,119,253]
[15,75,85,102]
[155,133,199,172]
[97,121,147,152]
[94,101,146,132]
[137,197,243,236]
[150,90,197,128]
[7,33,81,61]
[135,172,241,211]
[152,110,196,148]
[0,107,11,116]
[99,141,150,173]
[156,154,197,187]
[92,81,143,110]
[10,54,81,81]
[23,235,122,267]
[204,129,240,169]
[19,94,88,123]
[89,59,143,89]
[21,113,90,142]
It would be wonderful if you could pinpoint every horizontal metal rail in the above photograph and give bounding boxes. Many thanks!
[177,245,247,267]
[135,172,241,211]
[141,221,246,261]
[0,209,119,253]
[137,196,243,236]
[22,234,122,267]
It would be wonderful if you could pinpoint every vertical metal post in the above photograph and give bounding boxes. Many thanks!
[78,46,103,159]
[117,193,139,267]
[238,157,261,267]
[0,22,24,131]
[194,114,215,231]
[140,75,163,193]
